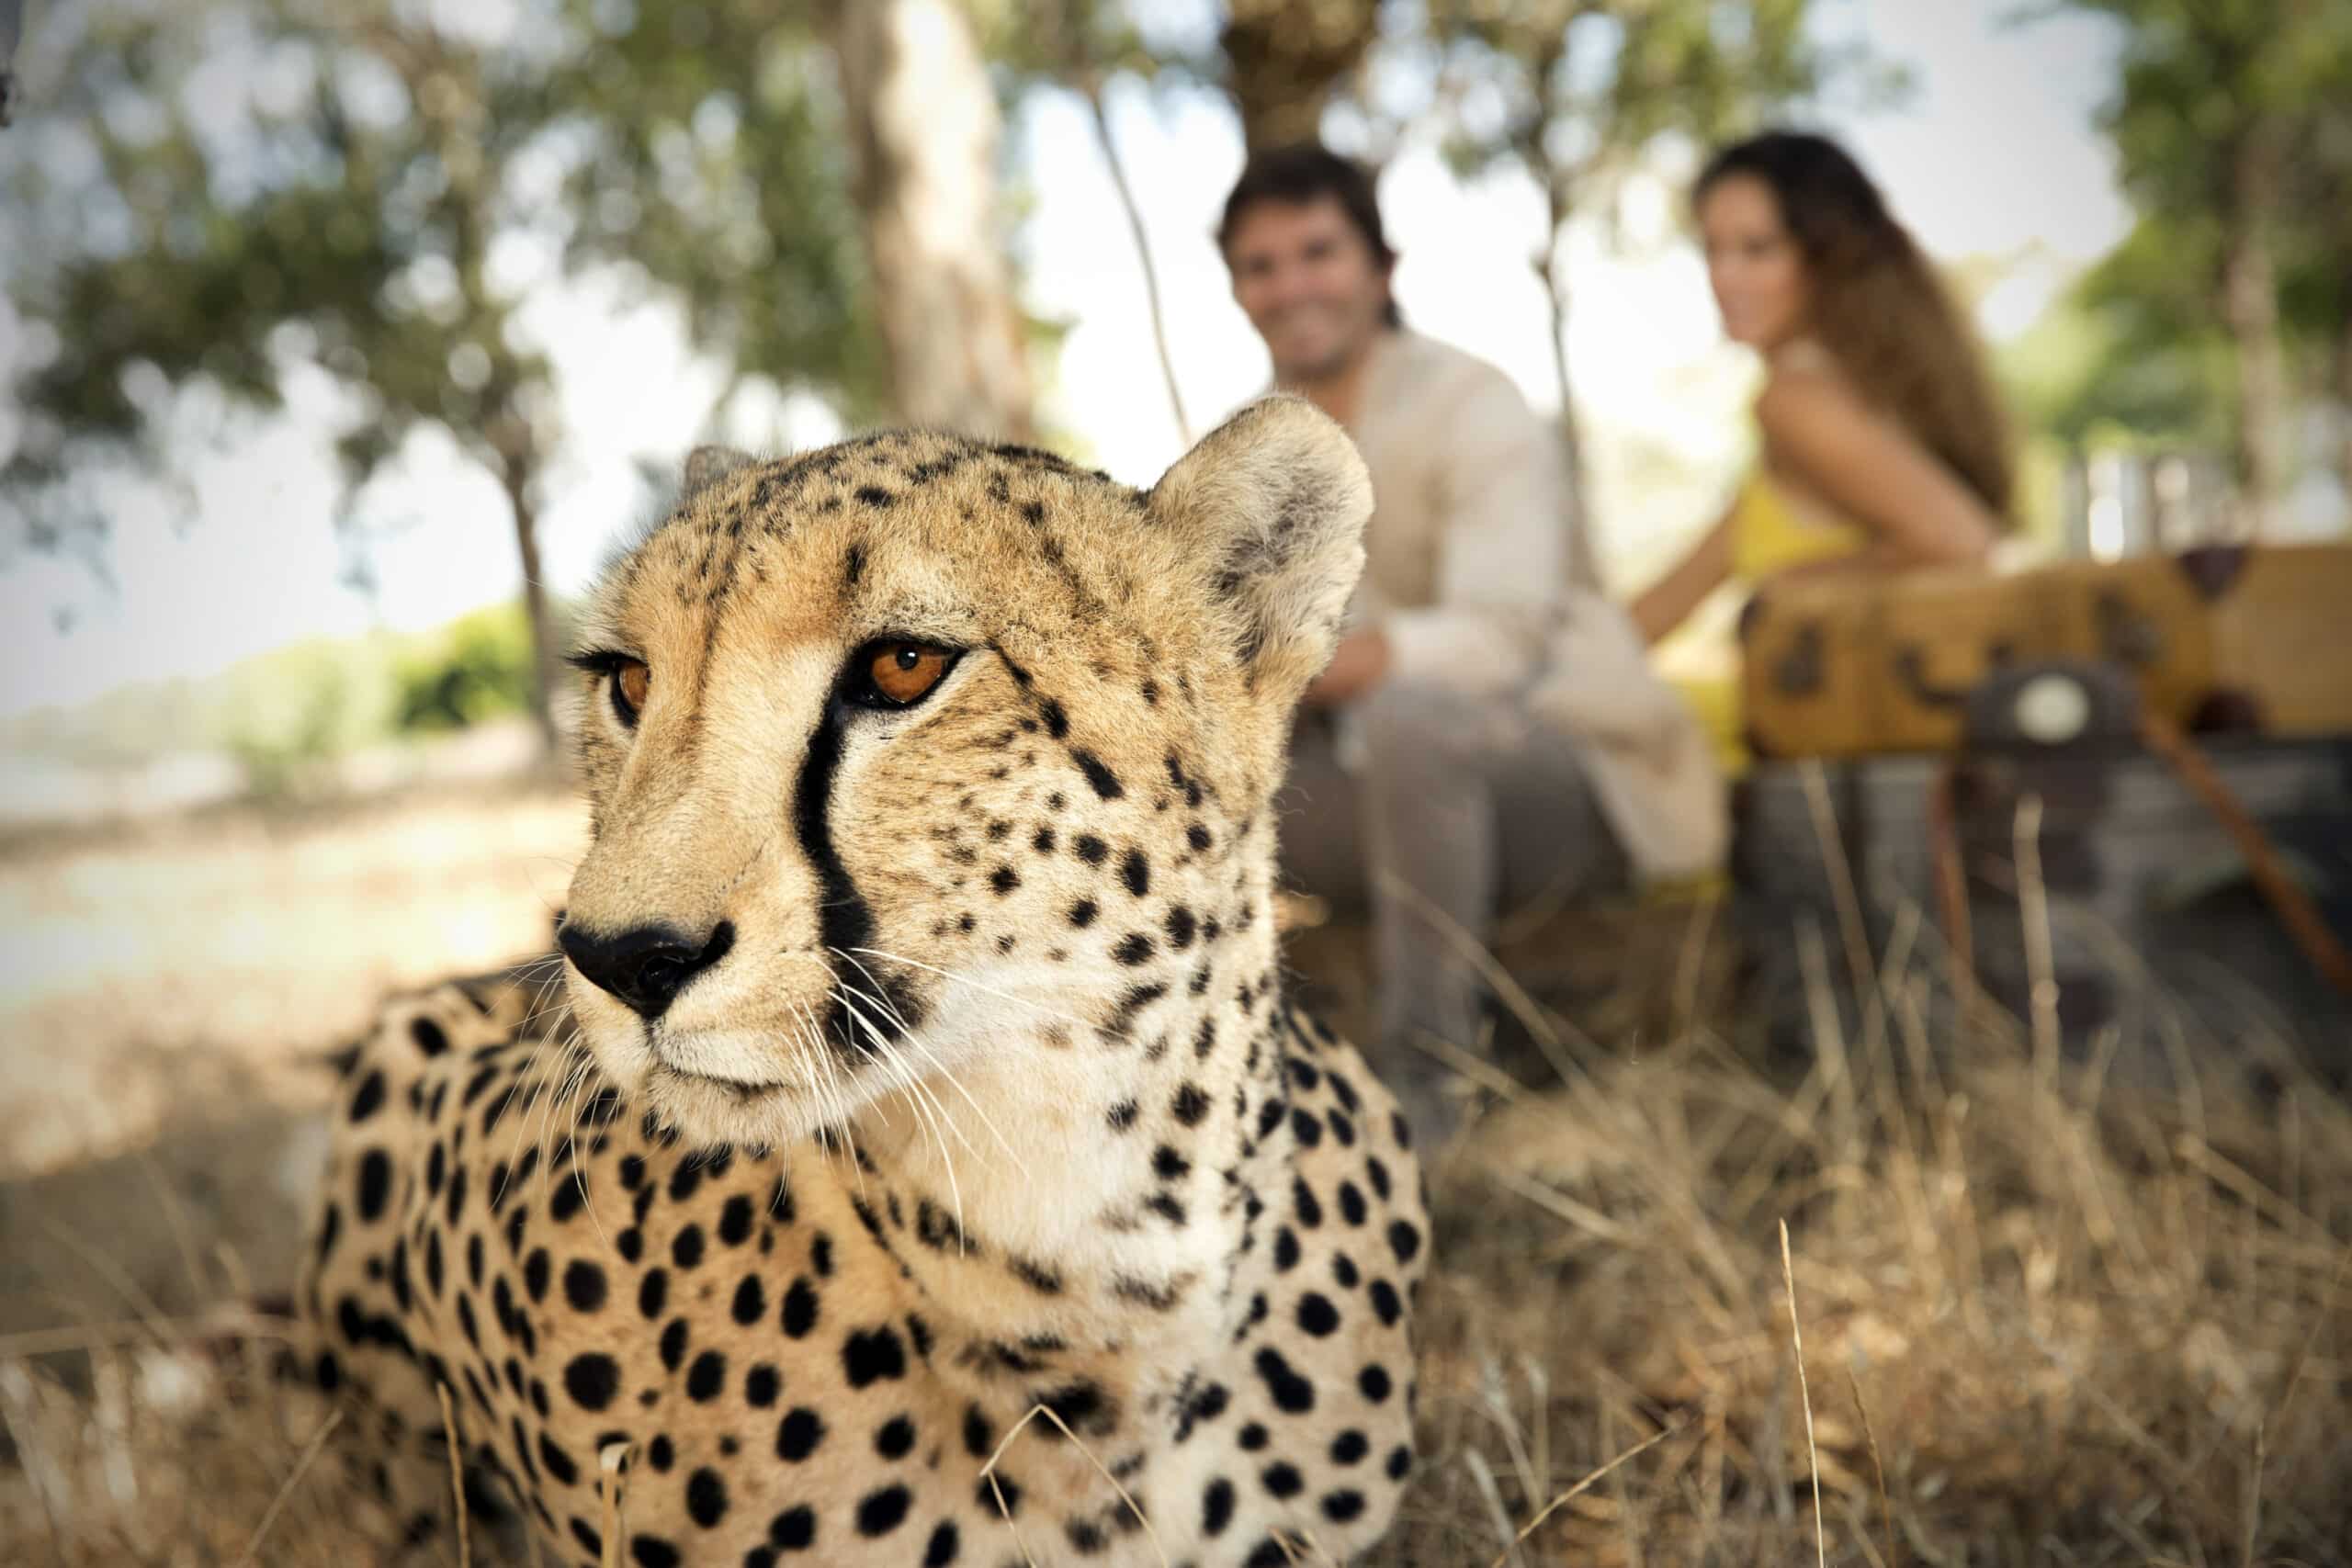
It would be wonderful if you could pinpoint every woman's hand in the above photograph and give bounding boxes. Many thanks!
[1630,512,1736,647]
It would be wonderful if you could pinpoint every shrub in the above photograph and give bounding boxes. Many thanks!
[391,603,535,735]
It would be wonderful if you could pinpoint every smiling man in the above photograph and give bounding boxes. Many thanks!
[1216,142,1631,1148]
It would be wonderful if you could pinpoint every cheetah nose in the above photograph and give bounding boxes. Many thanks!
[558,919,736,1021]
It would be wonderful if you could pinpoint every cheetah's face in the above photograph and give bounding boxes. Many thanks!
[554,398,1371,1149]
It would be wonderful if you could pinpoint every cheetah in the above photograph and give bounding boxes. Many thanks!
[287,396,1432,1566]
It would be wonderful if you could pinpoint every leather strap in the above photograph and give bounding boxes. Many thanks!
[2133,708,2352,997]
[1926,721,2352,1003]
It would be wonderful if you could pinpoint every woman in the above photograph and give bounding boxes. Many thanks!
[1632,130,2016,769]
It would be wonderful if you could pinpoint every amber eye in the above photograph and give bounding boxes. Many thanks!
[615,659,651,718]
[564,649,653,728]
[853,640,957,709]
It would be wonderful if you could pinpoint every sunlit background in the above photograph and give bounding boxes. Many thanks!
[2,0,2346,809]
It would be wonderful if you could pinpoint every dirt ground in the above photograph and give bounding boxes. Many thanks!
[4,781,2349,1566]
[0,784,588,1348]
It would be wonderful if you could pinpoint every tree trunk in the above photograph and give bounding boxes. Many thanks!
[826,0,1035,441]
[2337,276,2352,505]
[503,458,563,758]
[2219,127,2289,537]
[1218,0,1381,152]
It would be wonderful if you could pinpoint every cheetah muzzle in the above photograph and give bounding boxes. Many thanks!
[289,396,1433,1566]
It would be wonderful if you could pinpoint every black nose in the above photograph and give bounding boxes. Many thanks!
[558,919,735,1020]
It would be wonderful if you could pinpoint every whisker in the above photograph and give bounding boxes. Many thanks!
[522,1030,594,1213]
[830,951,1024,1175]
[891,1043,987,1166]
[828,950,915,1031]
[797,999,851,1140]
[826,964,998,1168]
[560,1054,616,1253]
[496,1024,570,1174]
[521,1035,611,1254]
[795,998,867,1202]
[836,984,989,1253]
[505,986,575,1052]
[915,1078,977,1250]
[834,985,983,1227]
[848,946,1091,1031]
[895,1026,1027,1174]
[889,1028,1026,1180]
[837,988,969,1254]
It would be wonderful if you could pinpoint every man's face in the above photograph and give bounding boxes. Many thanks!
[1224,194,1392,385]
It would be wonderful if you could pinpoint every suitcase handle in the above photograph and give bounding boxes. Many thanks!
[1894,642,2013,709]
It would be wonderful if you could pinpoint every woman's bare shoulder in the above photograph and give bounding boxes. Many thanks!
[1753,354,1870,443]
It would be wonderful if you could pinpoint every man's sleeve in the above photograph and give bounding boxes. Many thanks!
[1380,366,1568,692]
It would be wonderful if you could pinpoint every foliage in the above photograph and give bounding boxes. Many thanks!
[0,0,888,488]
[0,597,562,777]
[974,0,1182,105]
[1418,0,1871,203]
[1216,0,1384,152]
[0,0,888,743]
[5,0,559,525]
[2041,0,2352,504]
[2279,77,2352,354]
[2012,219,2240,450]
[225,660,352,800]
[2059,0,2349,234]
[548,0,890,424]
[391,600,538,735]
[209,632,413,796]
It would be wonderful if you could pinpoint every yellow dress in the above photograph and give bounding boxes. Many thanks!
[1672,468,1873,778]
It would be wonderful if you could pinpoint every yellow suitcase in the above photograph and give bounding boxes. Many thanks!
[1734,542,2351,760]
[2193,542,2352,736]
[1733,572,1884,760]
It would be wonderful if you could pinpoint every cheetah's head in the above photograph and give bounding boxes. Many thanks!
[555,396,1371,1148]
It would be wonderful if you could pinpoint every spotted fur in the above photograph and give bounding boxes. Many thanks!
[288,397,1430,1566]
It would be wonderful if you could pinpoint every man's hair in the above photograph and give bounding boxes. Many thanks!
[1216,141,1402,328]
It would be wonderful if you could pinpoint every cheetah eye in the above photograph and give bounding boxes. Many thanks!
[565,650,651,728]
[614,659,651,723]
[846,639,959,710]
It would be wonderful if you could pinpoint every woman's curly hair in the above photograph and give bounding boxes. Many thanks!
[1697,130,2017,522]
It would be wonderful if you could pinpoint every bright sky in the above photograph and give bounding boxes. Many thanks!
[2,0,2133,725]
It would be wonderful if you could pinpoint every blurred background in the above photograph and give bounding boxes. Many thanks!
[5,4,2352,1563]
[6,0,2349,830]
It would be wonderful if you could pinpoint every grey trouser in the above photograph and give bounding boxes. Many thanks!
[1274,678,1628,1124]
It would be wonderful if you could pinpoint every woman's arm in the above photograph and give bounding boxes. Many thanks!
[1756,369,1999,569]
[1629,510,1736,647]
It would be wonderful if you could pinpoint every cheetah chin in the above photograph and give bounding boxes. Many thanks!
[288,396,1434,1568]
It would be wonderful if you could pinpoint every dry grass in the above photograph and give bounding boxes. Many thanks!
[1378,919,2352,1567]
[3,789,2349,1565]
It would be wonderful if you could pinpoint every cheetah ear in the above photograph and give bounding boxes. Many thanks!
[682,444,759,502]
[1146,394,1372,703]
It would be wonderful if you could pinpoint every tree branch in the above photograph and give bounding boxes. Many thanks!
[1080,73,1189,446]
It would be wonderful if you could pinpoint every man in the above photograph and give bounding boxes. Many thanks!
[1217,141,1724,1149]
